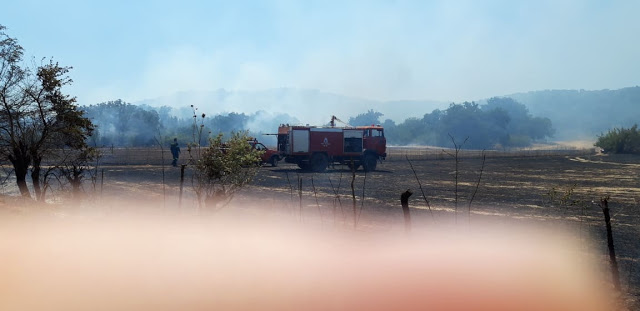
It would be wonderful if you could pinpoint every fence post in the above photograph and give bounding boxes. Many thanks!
[100,169,104,196]
[401,189,413,234]
[600,198,621,291]
[179,164,186,208]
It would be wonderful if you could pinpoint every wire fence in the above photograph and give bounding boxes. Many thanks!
[386,146,596,161]
[93,145,597,166]
[97,147,180,166]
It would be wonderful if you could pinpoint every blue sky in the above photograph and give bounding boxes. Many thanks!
[2,0,639,105]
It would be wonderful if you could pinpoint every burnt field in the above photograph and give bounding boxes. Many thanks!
[82,147,640,306]
[4,147,639,308]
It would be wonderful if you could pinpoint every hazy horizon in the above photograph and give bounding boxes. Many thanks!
[132,84,640,105]
[2,0,639,110]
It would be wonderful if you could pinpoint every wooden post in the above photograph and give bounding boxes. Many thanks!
[100,169,104,196]
[351,163,356,229]
[600,198,621,290]
[298,175,303,222]
[179,164,186,208]
[401,189,413,234]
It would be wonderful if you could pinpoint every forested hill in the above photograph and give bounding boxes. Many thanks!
[507,86,640,140]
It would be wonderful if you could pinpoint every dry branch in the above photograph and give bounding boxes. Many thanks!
[406,155,434,220]
[467,150,486,224]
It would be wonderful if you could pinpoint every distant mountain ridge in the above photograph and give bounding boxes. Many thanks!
[505,86,640,140]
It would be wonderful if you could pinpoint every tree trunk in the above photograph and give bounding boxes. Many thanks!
[67,166,83,197]
[71,178,82,196]
[31,156,42,201]
[10,156,31,198]
[16,167,31,198]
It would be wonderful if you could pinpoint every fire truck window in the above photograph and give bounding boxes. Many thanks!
[344,137,363,153]
[376,129,384,137]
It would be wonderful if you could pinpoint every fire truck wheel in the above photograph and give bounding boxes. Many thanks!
[270,156,279,167]
[310,153,329,173]
[362,154,377,172]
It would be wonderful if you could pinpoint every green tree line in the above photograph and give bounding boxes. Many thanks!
[350,97,554,149]
[84,97,554,150]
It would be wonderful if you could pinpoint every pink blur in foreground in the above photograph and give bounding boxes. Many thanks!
[0,211,616,311]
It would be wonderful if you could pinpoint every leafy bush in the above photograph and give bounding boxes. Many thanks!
[595,125,640,154]
[191,131,263,208]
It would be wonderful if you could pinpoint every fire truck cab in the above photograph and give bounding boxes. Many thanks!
[248,138,282,167]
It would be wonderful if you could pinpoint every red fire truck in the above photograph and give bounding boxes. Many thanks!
[248,138,282,167]
[276,117,386,172]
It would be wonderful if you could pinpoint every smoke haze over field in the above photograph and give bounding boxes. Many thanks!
[1,1,639,114]
[135,88,446,126]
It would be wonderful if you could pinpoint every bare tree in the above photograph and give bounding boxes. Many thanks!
[56,147,99,198]
[468,150,486,224]
[443,134,468,224]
